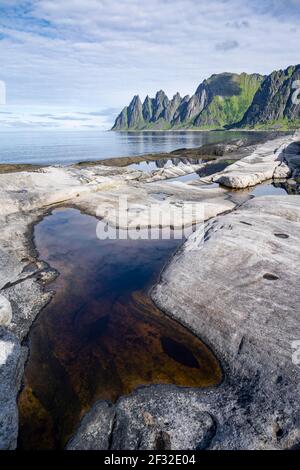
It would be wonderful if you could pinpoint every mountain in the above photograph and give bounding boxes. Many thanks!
[192,72,263,129]
[236,65,300,129]
[112,90,184,131]
[112,72,263,130]
[112,65,300,131]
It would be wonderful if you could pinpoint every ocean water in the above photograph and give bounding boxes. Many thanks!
[0,129,282,165]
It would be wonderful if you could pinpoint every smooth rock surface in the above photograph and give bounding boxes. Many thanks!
[0,133,299,450]
[5,278,52,341]
[151,196,300,449]
[0,328,24,450]
[67,401,115,450]
[67,387,218,451]
[145,162,203,182]
[110,388,217,451]
[70,195,300,451]
[214,134,296,188]
[0,295,12,327]
[0,152,236,449]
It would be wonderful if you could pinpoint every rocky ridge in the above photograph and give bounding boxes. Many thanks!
[238,65,300,129]
[112,65,300,131]
[212,133,298,188]
[112,72,263,131]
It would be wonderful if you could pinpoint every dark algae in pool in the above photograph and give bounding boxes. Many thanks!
[18,208,221,449]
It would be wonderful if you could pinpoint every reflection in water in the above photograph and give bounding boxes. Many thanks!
[250,183,288,197]
[0,129,279,165]
[18,209,221,449]
[129,157,203,172]
[226,181,288,205]
[166,172,201,183]
[274,180,300,195]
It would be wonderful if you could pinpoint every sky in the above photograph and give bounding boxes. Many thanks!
[0,0,300,130]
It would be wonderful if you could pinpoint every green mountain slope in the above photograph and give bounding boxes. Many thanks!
[112,66,300,131]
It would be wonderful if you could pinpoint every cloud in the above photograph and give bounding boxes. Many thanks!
[215,40,239,51]
[50,115,91,121]
[0,106,111,129]
[3,120,60,128]
[79,108,120,117]
[226,20,250,29]
[0,0,299,129]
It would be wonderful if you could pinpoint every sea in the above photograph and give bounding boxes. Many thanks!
[0,129,283,165]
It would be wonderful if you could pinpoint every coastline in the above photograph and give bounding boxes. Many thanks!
[110,128,296,133]
[0,130,281,173]
[0,131,300,450]
[0,129,287,173]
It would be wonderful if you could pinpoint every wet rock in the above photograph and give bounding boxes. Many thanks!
[67,401,115,450]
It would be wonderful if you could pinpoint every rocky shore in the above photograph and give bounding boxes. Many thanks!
[0,131,300,450]
[213,134,298,188]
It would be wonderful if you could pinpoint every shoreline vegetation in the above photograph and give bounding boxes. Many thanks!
[110,127,297,132]
[107,125,300,134]
[111,121,300,132]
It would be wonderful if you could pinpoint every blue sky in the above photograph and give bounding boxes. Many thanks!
[0,0,300,130]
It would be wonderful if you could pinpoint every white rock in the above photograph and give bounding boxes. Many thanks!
[213,133,297,188]
[273,162,292,179]
[0,295,12,327]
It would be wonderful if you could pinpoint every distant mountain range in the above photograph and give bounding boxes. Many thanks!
[112,65,300,131]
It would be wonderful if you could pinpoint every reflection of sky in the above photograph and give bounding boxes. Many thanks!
[250,183,288,197]
[0,129,273,165]
[0,1,299,129]
[129,158,202,172]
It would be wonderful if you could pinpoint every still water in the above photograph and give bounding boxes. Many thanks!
[18,208,221,449]
[0,129,281,165]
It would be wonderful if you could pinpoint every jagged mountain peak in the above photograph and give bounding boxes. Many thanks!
[155,89,168,98]
[236,64,300,129]
[112,66,300,131]
[129,95,142,106]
